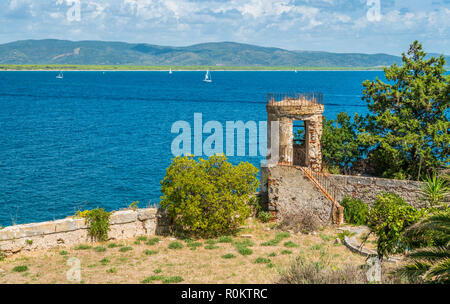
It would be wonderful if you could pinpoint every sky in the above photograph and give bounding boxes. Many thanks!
[0,0,449,55]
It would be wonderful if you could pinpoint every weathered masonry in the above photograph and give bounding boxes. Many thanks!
[261,92,424,226]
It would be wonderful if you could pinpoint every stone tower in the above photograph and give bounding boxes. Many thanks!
[266,92,324,171]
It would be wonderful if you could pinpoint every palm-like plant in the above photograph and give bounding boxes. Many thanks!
[396,210,450,283]
[421,174,449,207]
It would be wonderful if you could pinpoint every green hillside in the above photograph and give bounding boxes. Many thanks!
[0,39,409,67]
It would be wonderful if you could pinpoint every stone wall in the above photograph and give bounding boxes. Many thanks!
[262,165,334,224]
[327,174,425,208]
[0,208,163,256]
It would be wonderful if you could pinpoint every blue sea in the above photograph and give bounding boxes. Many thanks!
[0,71,385,226]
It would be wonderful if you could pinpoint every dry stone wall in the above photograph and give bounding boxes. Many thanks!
[327,174,425,208]
[0,208,161,256]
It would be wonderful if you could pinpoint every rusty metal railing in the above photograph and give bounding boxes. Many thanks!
[267,92,323,106]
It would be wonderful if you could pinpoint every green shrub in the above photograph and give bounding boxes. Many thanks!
[222,253,236,259]
[75,208,111,242]
[257,211,273,223]
[160,155,259,237]
[107,243,119,248]
[144,250,158,256]
[281,250,292,255]
[136,236,148,241]
[368,192,423,258]
[100,258,110,265]
[59,250,68,256]
[421,174,449,207]
[341,196,369,225]
[284,241,299,248]
[186,242,202,250]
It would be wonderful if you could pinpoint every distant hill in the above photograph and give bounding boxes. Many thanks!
[0,39,448,67]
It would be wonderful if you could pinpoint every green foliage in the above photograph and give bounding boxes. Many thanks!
[74,244,92,250]
[217,236,233,243]
[144,250,158,256]
[321,112,365,174]
[25,239,33,245]
[360,41,449,180]
[106,268,117,274]
[257,211,274,223]
[168,241,183,250]
[397,209,450,283]
[261,232,290,246]
[254,257,271,264]
[119,246,133,252]
[12,265,28,273]
[93,246,106,253]
[75,208,111,242]
[162,276,184,284]
[160,154,259,237]
[100,258,110,265]
[59,250,68,256]
[107,243,119,248]
[234,240,254,256]
[142,275,165,283]
[222,253,236,259]
[145,238,160,246]
[367,192,422,258]
[129,201,139,210]
[341,196,369,225]
[421,174,449,207]
[284,241,299,248]
[136,236,147,241]
[204,244,219,250]
[281,250,292,255]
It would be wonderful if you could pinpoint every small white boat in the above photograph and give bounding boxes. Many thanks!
[56,72,63,79]
[169,67,172,74]
[203,70,212,83]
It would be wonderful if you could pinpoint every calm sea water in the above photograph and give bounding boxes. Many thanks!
[0,71,385,226]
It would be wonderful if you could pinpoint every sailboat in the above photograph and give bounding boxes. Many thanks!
[169,67,172,74]
[203,70,212,83]
[56,72,63,79]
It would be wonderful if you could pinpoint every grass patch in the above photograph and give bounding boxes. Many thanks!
[59,250,68,256]
[119,246,133,252]
[281,250,292,255]
[268,252,277,257]
[337,231,356,241]
[254,257,271,264]
[12,265,28,273]
[136,236,148,241]
[222,253,236,259]
[284,241,299,248]
[93,246,106,252]
[187,242,202,251]
[236,246,253,256]
[144,250,158,256]
[107,243,119,248]
[162,276,184,284]
[234,239,254,247]
[154,268,162,274]
[100,258,110,265]
[204,244,219,250]
[319,233,333,242]
[309,244,324,251]
[142,275,165,283]
[145,238,160,245]
[168,241,183,250]
[106,268,117,274]
[217,236,233,243]
[74,244,92,250]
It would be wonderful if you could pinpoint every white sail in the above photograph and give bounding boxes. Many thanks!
[203,70,212,82]
[56,72,63,79]
[169,67,172,74]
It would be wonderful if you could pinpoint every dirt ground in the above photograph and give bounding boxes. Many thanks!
[0,220,372,284]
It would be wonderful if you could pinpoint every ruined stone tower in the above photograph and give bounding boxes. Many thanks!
[261,92,344,225]
[266,92,324,171]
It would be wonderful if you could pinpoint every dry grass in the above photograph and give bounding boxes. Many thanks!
[0,219,369,284]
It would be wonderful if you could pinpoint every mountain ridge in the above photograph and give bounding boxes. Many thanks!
[0,39,448,67]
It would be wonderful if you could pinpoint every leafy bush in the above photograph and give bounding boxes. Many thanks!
[397,209,450,284]
[75,208,111,242]
[12,265,28,273]
[367,192,422,258]
[160,154,259,237]
[341,196,369,225]
[168,241,183,250]
[257,211,274,223]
